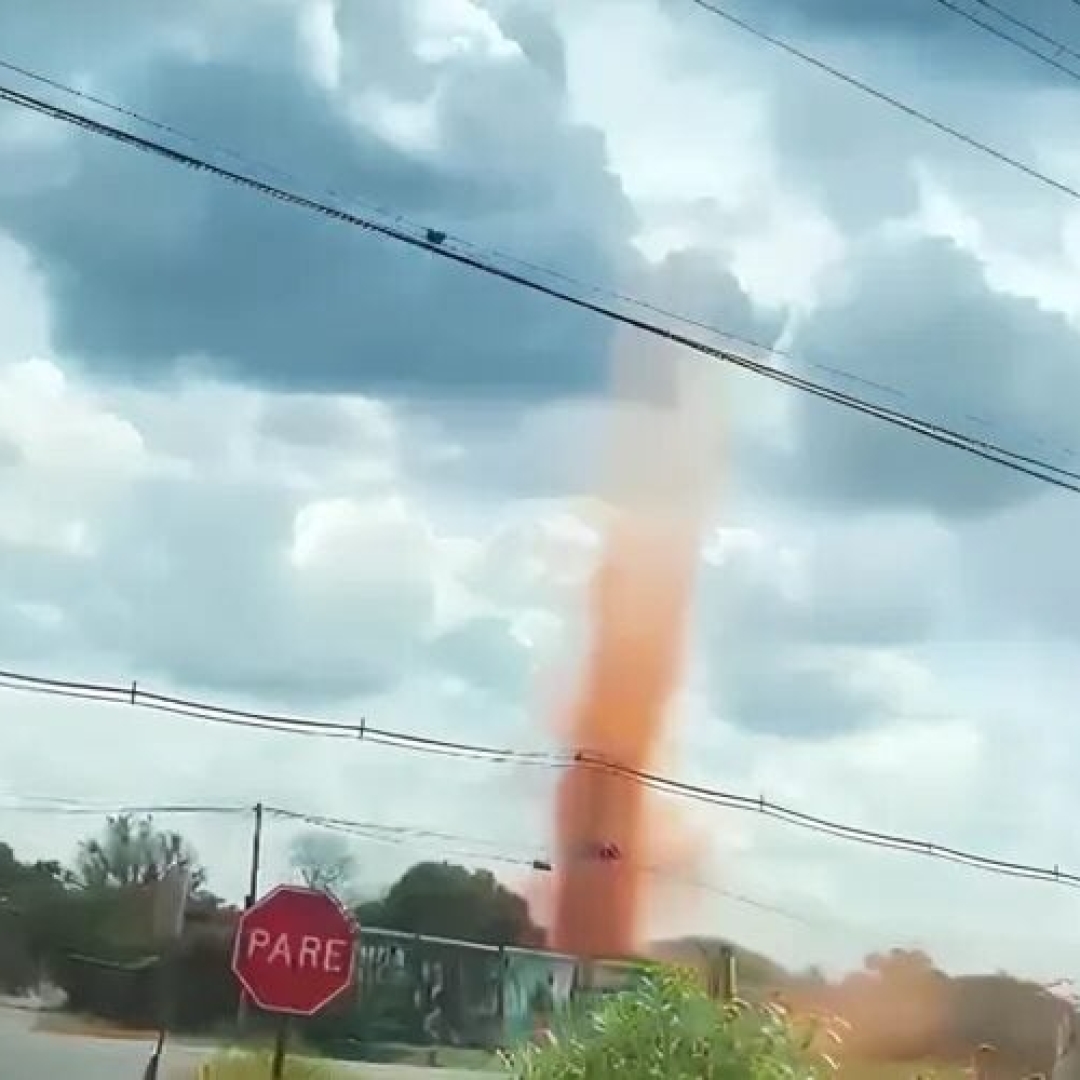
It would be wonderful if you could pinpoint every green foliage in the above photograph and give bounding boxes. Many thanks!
[0,841,87,992]
[357,860,541,946]
[502,966,836,1080]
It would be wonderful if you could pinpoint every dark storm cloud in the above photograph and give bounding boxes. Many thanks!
[667,0,1080,234]
[0,0,783,403]
[0,0,297,77]
[0,0,768,398]
[0,41,635,396]
[681,0,1080,84]
[697,509,957,736]
[772,235,1080,516]
[722,655,892,738]
[414,247,781,497]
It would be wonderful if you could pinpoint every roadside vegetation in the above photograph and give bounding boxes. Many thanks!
[195,1047,354,1079]
[502,965,838,1079]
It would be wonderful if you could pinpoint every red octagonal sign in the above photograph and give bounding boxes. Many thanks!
[232,885,358,1016]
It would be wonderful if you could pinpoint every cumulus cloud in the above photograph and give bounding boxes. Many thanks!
[0,372,444,698]
[0,358,157,554]
[0,339,592,704]
[772,234,1080,516]
[694,510,957,737]
[0,0,799,404]
[0,3,628,396]
[3,0,1080,982]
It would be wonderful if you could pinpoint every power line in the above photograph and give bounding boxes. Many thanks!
[2,84,1080,493]
[963,0,1080,65]
[0,800,246,816]
[268,805,848,931]
[582,756,1080,888]
[0,791,833,930]
[926,0,1080,85]
[2,666,1078,893]
[683,0,1080,204]
[1,59,1072,475]
[0,57,777,370]
[0,55,926,414]
[264,806,550,872]
[0,669,566,765]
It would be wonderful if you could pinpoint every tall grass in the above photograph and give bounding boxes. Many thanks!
[502,966,839,1079]
[195,1047,354,1079]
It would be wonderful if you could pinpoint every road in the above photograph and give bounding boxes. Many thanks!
[0,1007,487,1079]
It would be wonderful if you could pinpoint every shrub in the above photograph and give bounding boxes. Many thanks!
[502,966,838,1079]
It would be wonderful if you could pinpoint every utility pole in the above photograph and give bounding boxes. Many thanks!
[235,802,264,1035]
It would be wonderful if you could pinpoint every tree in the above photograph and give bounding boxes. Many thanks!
[289,830,355,896]
[0,842,71,896]
[0,841,74,992]
[864,947,940,982]
[76,814,205,892]
[358,861,541,946]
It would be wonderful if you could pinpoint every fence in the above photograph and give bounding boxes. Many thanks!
[328,926,643,1052]
[43,921,649,1057]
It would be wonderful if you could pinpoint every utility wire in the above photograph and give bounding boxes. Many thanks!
[0,57,777,371]
[0,55,902,409]
[269,805,848,931]
[579,756,1080,888]
[683,0,1080,204]
[926,0,1080,84]
[962,0,1080,65]
[265,805,550,871]
[0,790,835,930]
[266,806,550,862]
[2,667,1078,893]
[3,57,1075,474]
[2,82,1080,492]
[0,669,566,765]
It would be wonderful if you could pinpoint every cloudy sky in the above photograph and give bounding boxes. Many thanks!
[3,0,1080,982]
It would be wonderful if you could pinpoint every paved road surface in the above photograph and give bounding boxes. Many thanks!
[0,1007,486,1079]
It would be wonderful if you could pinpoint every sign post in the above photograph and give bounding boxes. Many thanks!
[143,864,193,1080]
[270,1019,289,1080]
[231,885,358,1076]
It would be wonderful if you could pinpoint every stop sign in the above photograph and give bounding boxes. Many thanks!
[232,885,358,1016]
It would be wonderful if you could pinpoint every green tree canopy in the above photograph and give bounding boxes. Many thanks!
[358,861,541,946]
[0,841,71,899]
[0,841,76,992]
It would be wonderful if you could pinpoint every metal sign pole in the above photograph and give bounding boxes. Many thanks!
[236,802,264,1035]
[270,1017,289,1079]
